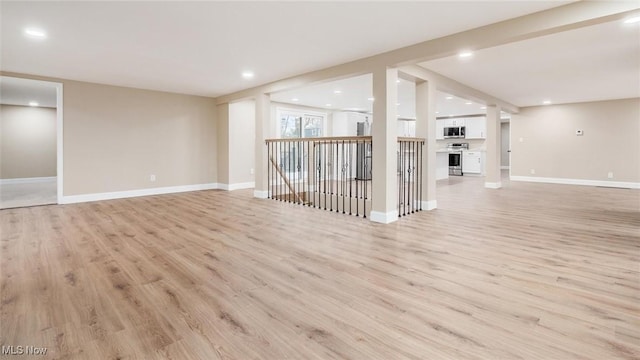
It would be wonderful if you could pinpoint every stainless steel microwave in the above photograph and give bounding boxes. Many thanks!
[444,126,465,139]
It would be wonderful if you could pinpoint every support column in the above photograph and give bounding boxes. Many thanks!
[415,80,437,210]
[370,67,398,223]
[254,93,271,198]
[216,103,230,188]
[485,105,502,188]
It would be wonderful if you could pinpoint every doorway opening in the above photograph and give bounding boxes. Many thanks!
[0,76,63,209]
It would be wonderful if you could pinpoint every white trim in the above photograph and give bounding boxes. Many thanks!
[501,166,510,170]
[253,190,268,199]
[0,176,56,185]
[510,176,640,189]
[218,182,255,191]
[370,210,398,224]
[1,77,64,204]
[420,200,437,210]
[56,82,64,205]
[485,182,502,189]
[60,183,219,204]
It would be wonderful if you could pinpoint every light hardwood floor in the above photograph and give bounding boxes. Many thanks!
[1,175,639,359]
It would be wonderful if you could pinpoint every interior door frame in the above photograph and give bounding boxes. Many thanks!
[2,76,64,204]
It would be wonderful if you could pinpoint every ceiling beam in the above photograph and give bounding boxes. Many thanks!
[399,65,519,114]
[216,1,639,105]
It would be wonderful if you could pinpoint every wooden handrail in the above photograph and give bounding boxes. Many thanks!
[269,156,302,204]
[398,137,426,142]
[266,136,426,144]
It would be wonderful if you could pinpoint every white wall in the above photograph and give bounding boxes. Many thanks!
[0,104,57,179]
[511,98,639,184]
[229,100,256,185]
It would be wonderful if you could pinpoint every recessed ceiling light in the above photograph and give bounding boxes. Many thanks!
[480,106,487,110]
[435,111,440,114]
[624,16,640,24]
[543,100,552,105]
[29,101,39,107]
[458,51,473,58]
[291,98,299,102]
[445,96,453,100]
[333,90,342,94]
[396,103,401,106]
[325,103,332,107]
[367,97,375,101]
[24,28,47,39]
[465,102,472,105]
[241,71,254,79]
[396,80,401,83]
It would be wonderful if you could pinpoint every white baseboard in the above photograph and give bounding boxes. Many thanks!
[0,176,56,185]
[60,183,219,204]
[218,182,255,191]
[510,176,640,189]
[485,182,502,189]
[370,210,398,224]
[500,166,510,170]
[253,190,269,199]
[253,190,268,199]
[420,200,437,210]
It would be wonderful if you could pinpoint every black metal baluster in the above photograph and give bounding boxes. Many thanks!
[419,141,423,211]
[324,142,327,210]
[306,141,310,206]
[407,141,412,214]
[412,140,416,213]
[336,140,339,212]
[414,141,417,213]
[356,140,360,217]
[313,143,317,208]
[267,141,270,199]
[296,140,299,204]
[363,140,368,219]
[401,141,405,216]
[349,140,352,215]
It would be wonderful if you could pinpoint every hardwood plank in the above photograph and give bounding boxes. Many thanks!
[1,174,638,359]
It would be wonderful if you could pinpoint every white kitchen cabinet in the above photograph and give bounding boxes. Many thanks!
[436,152,449,180]
[463,151,484,174]
[436,120,445,140]
[444,118,465,127]
[465,117,486,139]
[397,120,416,137]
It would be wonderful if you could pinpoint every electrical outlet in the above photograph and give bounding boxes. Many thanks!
[530,169,536,175]
[150,174,156,182]
[250,168,254,175]
[607,172,614,179]
[576,130,584,136]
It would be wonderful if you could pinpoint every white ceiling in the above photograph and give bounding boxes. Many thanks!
[1,1,568,98]
[270,74,487,118]
[419,19,640,107]
[0,76,57,108]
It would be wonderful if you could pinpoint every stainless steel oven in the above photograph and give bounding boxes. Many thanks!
[447,143,469,176]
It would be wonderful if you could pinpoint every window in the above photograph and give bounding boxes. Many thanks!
[277,108,325,138]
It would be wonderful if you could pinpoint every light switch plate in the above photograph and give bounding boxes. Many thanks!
[576,130,584,136]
